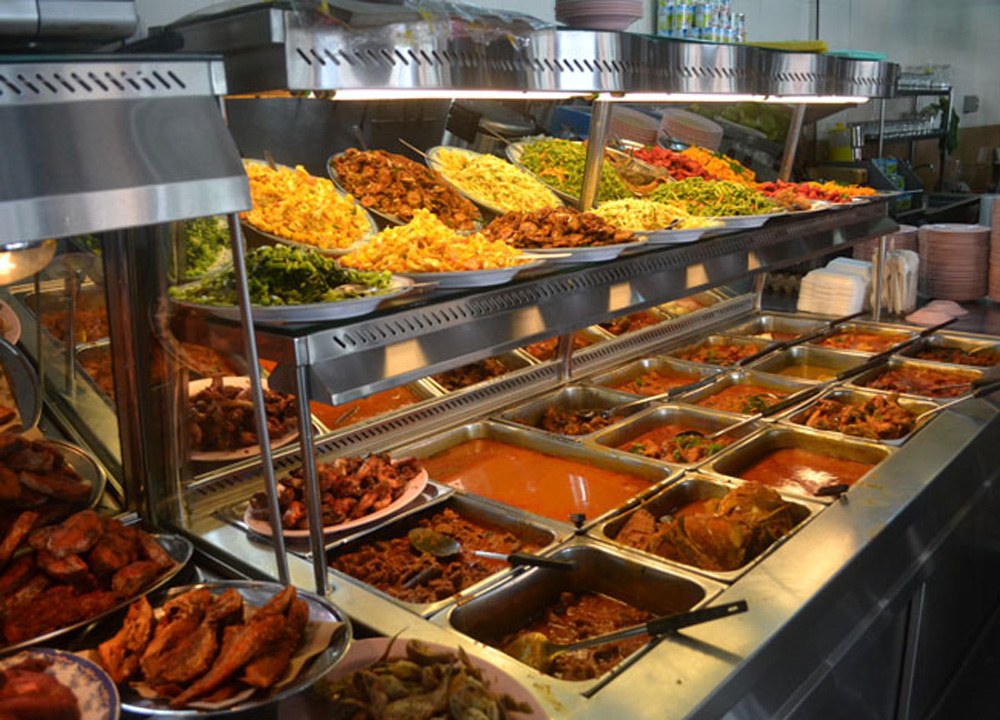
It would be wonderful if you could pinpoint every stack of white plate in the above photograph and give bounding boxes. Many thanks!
[797,267,868,316]
[608,107,659,146]
[657,109,724,151]
[918,223,989,301]
[852,224,919,261]
[555,0,643,31]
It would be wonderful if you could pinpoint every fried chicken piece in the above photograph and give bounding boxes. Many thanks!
[135,530,174,570]
[98,596,154,683]
[0,666,80,720]
[241,598,308,688]
[37,550,90,584]
[0,511,36,571]
[28,510,103,558]
[140,589,212,682]
[111,560,161,597]
[0,555,35,599]
[18,469,90,504]
[255,584,296,619]
[87,526,139,578]
[169,613,285,707]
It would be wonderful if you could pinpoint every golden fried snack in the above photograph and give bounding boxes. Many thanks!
[98,596,154,684]
[0,512,36,571]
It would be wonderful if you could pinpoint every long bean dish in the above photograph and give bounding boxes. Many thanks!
[649,178,777,217]
[482,206,637,248]
[331,149,481,230]
[516,138,632,202]
[797,394,917,440]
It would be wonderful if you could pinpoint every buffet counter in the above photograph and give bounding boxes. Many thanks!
[174,300,1000,720]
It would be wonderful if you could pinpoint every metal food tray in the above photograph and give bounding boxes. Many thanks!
[846,356,984,401]
[439,538,724,696]
[657,291,726,318]
[424,351,536,395]
[313,378,443,435]
[326,492,566,618]
[778,387,939,447]
[808,321,918,355]
[518,326,614,364]
[584,356,721,397]
[722,314,828,342]
[705,425,895,503]
[496,384,641,441]
[666,334,772,368]
[897,331,1000,368]
[749,345,872,383]
[587,405,763,469]
[16,285,109,347]
[389,421,679,531]
[591,474,820,584]
[674,369,814,417]
[597,307,673,337]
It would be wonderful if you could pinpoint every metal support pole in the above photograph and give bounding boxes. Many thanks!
[877,99,886,159]
[873,234,888,322]
[65,271,77,394]
[34,274,43,398]
[580,99,613,211]
[295,364,329,595]
[778,104,807,182]
[752,273,767,312]
[555,332,575,384]
[227,214,290,585]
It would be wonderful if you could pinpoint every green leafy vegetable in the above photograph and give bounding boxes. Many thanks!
[183,216,229,277]
[170,244,392,307]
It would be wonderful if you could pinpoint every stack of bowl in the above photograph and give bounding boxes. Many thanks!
[918,223,989,301]
[555,0,644,31]
[852,224,919,261]
[607,107,659,146]
[990,202,1000,302]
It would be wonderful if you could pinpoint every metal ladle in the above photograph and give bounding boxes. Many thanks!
[407,528,576,571]
[504,600,748,673]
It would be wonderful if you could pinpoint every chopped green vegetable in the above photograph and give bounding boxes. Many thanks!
[170,244,392,307]
[649,178,776,217]
[518,138,632,202]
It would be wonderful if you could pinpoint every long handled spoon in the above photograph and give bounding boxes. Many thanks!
[407,528,576,571]
[504,600,748,673]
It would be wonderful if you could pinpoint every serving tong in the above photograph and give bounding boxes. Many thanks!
[504,599,748,673]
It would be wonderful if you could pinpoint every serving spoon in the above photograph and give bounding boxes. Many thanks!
[407,528,576,571]
[504,600,748,673]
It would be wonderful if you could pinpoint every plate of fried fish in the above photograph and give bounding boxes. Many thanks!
[79,581,351,716]
[0,509,191,657]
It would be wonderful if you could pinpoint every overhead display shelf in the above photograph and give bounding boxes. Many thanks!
[168,3,898,99]
[170,201,895,404]
[0,56,250,245]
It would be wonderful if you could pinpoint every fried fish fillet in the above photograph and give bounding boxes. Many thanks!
[98,596,154,683]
